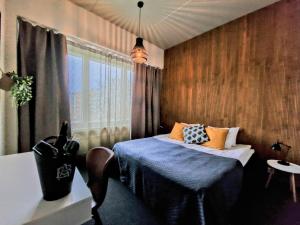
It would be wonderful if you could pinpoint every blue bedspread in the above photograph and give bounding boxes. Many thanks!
[113,137,243,225]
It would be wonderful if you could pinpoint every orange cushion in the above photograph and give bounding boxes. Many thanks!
[202,127,229,150]
[169,122,187,141]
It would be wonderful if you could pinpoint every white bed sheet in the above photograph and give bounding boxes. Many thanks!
[154,134,254,166]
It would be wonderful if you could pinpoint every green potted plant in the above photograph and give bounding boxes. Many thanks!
[0,70,33,106]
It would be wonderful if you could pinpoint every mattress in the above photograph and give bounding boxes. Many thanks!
[154,134,254,166]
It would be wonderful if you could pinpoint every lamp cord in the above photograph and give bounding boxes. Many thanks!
[138,7,141,37]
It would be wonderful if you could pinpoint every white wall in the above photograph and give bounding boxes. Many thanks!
[4,0,164,70]
[1,0,164,155]
[0,0,5,155]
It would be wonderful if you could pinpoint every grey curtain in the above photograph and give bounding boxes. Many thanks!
[131,63,162,139]
[17,19,70,152]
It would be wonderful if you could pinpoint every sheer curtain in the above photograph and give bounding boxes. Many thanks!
[67,40,133,152]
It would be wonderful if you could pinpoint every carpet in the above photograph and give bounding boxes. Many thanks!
[79,161,300,225]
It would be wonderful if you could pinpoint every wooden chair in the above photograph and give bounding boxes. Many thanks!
[86,147,115,225]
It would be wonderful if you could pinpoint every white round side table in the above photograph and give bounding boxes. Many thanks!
[265,159,300,202]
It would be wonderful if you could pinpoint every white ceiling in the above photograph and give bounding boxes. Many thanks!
[69,0,280,49]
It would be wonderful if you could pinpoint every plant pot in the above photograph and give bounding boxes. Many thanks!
[0,74,14,91]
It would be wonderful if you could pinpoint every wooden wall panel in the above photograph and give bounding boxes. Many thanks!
[161,0,300,163]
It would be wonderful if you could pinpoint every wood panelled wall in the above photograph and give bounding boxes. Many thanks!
[161,0,300,163]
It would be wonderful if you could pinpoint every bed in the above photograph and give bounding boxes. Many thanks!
[113,134,254,225]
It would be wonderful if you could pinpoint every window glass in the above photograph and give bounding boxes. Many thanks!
[68,54,83,123]
[67,43,133,135]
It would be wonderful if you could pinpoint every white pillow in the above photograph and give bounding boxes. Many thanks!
[224,127,240,149]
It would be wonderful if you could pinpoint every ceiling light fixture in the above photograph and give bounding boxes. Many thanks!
[130,1,148,64]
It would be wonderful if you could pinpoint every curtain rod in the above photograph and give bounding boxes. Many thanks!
[67,37,132,61]
[17,16,61,34]
[17,16,132,61]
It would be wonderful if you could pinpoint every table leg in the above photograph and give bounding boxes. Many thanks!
[265,168,274,188]
[290,173,297,203]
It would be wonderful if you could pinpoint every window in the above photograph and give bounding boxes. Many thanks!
[67,41,133,149]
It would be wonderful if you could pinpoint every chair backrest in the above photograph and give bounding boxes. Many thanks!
[86,147,114,206]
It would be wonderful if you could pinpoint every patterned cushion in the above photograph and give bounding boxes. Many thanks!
[183,124,209,144]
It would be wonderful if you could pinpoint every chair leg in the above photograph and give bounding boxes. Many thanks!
[92,205,103,225]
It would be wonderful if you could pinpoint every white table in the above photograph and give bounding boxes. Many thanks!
[0,152,92,225]
[265,159,300,202]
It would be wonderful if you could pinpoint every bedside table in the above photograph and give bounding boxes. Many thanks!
[265,159,300,202]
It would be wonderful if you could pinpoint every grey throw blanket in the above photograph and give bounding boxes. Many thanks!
[114,137,243,225]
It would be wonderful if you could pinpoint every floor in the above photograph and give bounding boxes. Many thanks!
[80,168,164,225]
[233,177,300,225]
[80,162,300,225]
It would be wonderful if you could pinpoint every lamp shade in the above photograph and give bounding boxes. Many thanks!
[130,37,148,64]
[271,141,292,166]
[271,142,282,151]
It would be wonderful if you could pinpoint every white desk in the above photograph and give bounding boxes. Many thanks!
[0,152,92,225]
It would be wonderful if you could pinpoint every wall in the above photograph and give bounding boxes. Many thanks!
[161,0,300,163]
[1,0,164,155]
[0,0,5,155]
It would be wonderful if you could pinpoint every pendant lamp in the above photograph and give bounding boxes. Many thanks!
[130,1,148,64]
